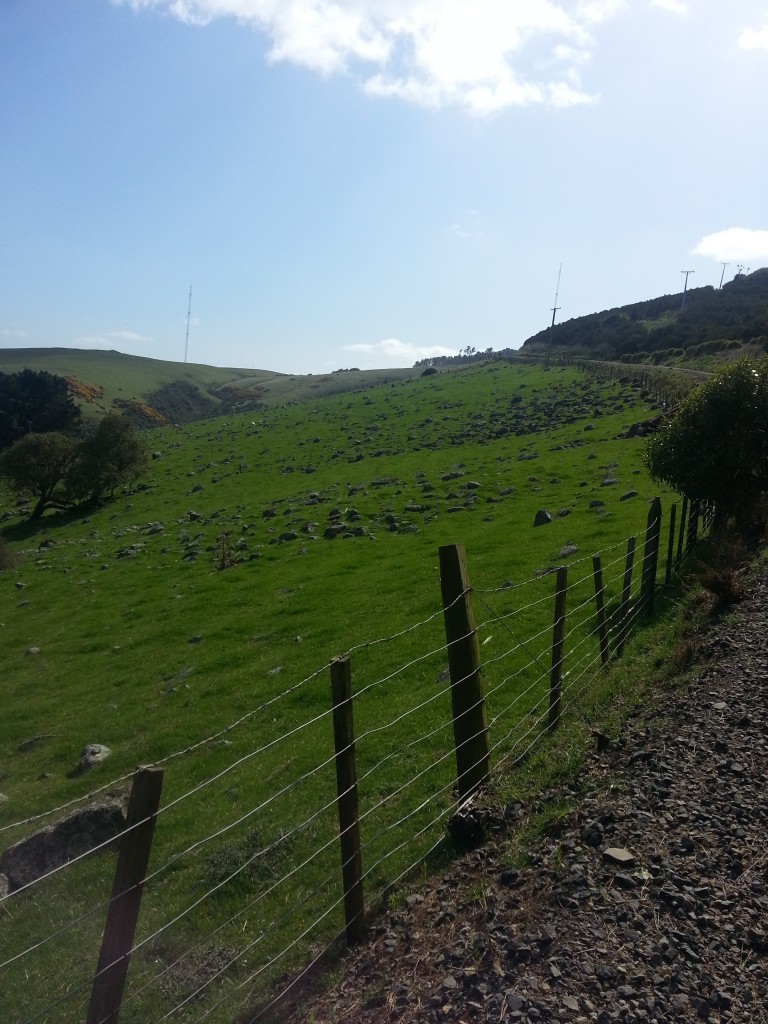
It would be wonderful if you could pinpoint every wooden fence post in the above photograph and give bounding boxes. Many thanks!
[439,544,490,801]
[591,556,610,669]
[615,536,636,658]
[330,656,365,947]
[687,499,700,552]
[675,496,688,570]
[548,567,568,733]
[665,503,677,585]
[87,766,164,1024]
[640,497,662,616]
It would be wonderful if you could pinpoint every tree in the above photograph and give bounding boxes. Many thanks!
[0,415,147,521]
[645,357,768,525]
[69,415,147,502]
[0,432,78,521]
[0,370,82,450]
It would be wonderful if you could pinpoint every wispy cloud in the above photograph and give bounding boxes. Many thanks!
[692,227,768,263]
[0,329,30,340]
[445,209,485,240]
[115,0,627,114]
[344,337,456,367]
[649,0,688,16]
[73,329,153,349]
[739,18,768,52]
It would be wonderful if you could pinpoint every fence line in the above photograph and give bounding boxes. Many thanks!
[0,493,705,1024]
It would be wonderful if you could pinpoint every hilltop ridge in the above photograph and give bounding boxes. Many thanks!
[521,267,768,363]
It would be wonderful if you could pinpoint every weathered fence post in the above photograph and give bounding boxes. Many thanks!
[640,497,662,616]
[686,499,700,552]
[615,536,636,658]
[592,556,610,669]
[675,496,688,570]
[330,656,365,947]
[439,544,490,800]
[87,766,164,1024]
[548,567,568,733]
[665,503,677,586]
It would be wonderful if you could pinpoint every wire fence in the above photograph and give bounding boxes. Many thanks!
[0,495,707,1024]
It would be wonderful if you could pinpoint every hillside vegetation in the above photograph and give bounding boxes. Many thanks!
[0,348,416,426]
[521,267,768,364]
[0,360,683,1023]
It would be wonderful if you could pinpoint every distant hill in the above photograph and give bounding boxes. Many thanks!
[0,348,415,426]
[520,268,768,363]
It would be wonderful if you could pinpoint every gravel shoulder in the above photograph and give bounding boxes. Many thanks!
[282,568,768,1024]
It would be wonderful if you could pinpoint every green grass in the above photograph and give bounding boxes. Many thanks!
[0,347,419,422]
[0,361,679,1023]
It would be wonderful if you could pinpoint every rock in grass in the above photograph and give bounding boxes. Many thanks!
[0,797,126,890]
[533,510,552,527]
[79,744,111,771]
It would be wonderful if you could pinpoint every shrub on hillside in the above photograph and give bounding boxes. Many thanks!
[646,357,768,526]
[0,416,147,521]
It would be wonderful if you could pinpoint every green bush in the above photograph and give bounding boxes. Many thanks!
[646,356,768,524]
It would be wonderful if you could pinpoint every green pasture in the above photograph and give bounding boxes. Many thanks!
[0,361,677,1023]
[0,348,418,421]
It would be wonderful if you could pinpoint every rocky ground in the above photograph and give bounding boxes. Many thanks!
[285,569,768,1024]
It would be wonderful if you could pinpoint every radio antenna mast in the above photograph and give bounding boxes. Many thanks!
[550,262,562,329]
[184,286,192,363]
[546,263,562,369]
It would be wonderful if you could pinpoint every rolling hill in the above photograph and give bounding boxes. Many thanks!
[0,348,417,426]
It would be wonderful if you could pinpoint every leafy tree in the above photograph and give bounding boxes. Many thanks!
[0,432,78,521]
[645,357,768,525]
[0,370,82,449]
[69,415,147,502]
[0,415,147,521]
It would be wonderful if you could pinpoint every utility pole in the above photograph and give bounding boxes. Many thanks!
[719,262,729,289]
[184,286,192,364]
[680,270,694,313]
[546,263,562,368]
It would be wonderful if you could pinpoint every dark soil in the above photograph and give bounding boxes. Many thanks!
[280,568,768,1024]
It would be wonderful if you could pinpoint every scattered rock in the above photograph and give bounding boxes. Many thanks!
[78,744,111,771]
[0,796,126,890]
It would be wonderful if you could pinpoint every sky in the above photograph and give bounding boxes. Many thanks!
[1,1,767,374]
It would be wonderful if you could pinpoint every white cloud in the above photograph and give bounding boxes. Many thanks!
[649,0,688,16]
[114,0,627,113]
[692,228,768,263]
[0,329,30,340]
[446,209,485,240]
[344,337,457,367]
[739,19,768,52]
[73,330,153,349]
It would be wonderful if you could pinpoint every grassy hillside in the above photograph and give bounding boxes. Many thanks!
[0,348,417,425]
[0,362,676,1022]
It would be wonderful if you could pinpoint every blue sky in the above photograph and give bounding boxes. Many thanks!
[2,0,767,374]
